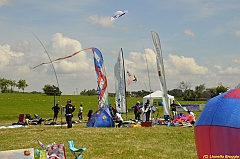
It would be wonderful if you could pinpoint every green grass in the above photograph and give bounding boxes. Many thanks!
[0,93,205,159]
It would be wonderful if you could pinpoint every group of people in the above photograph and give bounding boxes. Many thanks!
[51,99,195,128]
[133,99,152,122]
[51,100,84,128]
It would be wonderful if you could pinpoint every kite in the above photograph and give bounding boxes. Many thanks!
[31,48,91,69]
[32,47,109,108]
[126,70,137,86]
[195,88,240,156]
[111,10,128,21]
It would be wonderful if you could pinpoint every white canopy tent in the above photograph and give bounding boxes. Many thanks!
[142,90,174,107]
[141,90,174,121]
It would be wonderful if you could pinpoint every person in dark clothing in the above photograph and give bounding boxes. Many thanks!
[64,99,75,128]
[144,99,151,121]
[52,104,60,122]
[170,100,179,119]
[134,101,141,120]
[87,109,93,121]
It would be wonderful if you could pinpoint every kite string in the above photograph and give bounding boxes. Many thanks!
[127,21,152,95]
[21,26,62,117]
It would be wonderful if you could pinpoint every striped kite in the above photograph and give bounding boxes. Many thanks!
[126,70,137,86]
[32,47,109,108]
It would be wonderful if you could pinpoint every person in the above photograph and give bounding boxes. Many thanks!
[52,104,60,122]
[78,104,83,121]
[109,104,117,118]
[115,112,123,128]
[144,99,151,121]
[187,110,196,125]
[87,109,93,121]
[170,100,179,119]
[187,110,195,116]
[64,99,75,128]
[134,101,141,120]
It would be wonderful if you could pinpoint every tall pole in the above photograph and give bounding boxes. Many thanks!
[54,89,56,106]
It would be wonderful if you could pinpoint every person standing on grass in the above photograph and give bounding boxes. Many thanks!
[144,99,151,121]
[63,99,75,128]
[87,109,93,121]
[78,104,83,122]
[134,101,141,120]
[52,103,60,122]
[170,100,179,119]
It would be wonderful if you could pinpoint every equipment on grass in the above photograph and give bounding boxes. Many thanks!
[68,140,86,159]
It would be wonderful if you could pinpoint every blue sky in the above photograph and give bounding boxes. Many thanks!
[0,0,240,95]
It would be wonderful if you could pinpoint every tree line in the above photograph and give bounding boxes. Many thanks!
[1,78,230,100]
[0,78,28,93]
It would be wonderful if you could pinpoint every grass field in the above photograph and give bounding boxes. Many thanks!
[0,93,205,159]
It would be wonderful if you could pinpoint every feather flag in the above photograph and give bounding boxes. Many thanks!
[114,49,126,113]
[151,31,170,116]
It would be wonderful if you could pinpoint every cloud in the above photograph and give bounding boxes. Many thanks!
[86,14,114,28]
[232,59,240,63]
[167,54,210,75]
[234,30,240,37]
[184,29,195,37]
[213,65,240,75]
[46,33,93,73]
[0,44,26,70]
[0,0,13,7]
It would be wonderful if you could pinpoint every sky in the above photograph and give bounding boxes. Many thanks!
[0,0,240,95]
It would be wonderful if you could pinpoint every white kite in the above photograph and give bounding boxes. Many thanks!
[111,10,128,21]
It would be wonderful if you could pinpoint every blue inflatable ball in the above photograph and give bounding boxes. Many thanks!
[158,100,163,106]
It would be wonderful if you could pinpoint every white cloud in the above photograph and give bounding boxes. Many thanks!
[167,54,210,75]
[232,59,240,64]
[47,33,93,73]
[234,30,240,37]
[184,29,195,37]
[213,65,240,75]
[0,0,12,7]
[0,44,25,70]
[86,14,114,28]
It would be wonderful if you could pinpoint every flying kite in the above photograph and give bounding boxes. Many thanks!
[111,10,128,21]
[32,47,109,108]
[127,70,137,86]
[31,48,91,69]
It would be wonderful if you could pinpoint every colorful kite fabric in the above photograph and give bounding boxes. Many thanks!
[111,10,128,21]
[126,70,137,86]
[91,48,109,107]
[31,48,91,69]
[32,47,109,108]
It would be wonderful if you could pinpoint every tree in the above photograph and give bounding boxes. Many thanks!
[216,85,228,95]
[178,81,191,92]
[168,89,182,98]
[183,89,194,101]
[17,79,28,93]
[195,84,206,99]
[0,78,9,93]
[42,84,61,95]
[9,79,16,93]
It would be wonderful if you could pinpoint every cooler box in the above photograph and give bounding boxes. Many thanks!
[141,121,152,127]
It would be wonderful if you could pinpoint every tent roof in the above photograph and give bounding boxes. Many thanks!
[143,90,174,99]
